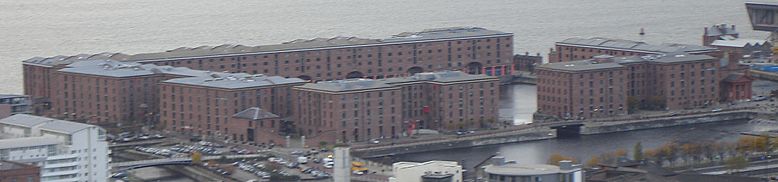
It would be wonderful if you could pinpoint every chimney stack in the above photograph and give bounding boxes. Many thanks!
[732,24,736,31]
[704,27,708,35]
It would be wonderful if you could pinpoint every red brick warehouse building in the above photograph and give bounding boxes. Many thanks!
[548,37,719,63]
[0,160,40,182]
[536,53,720,120]
[293,71,499,144]
[158,71,305,144]
[23,27,515,117]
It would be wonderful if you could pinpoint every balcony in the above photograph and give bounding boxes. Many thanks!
[44,161,80,169]
[42,168,80,178]
[46,153,78,160]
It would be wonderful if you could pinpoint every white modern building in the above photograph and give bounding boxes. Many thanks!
[0,114,110,182]
[390,160,463,182]
[479,156,582,182]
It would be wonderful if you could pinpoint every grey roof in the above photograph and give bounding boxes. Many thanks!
[0,114,55,128]
[558,37,717,54]
[383,70,496,84]
[296,71,495,92]
[705,24,739,37]
[23,27,509,65]
[711,39,769,48]
[484,163,577,176]
[538,58,626,71]
[538,53,714,71]
[163,73,306,89]
[22,52,130,67]
[0,136,59,150]
[0,114,96,134]
[649,53,714,63]
[233,107,279,120]
[296,79,396,92]
[58,60,206,78]
[383,27,509,43]
[37,119,94,134]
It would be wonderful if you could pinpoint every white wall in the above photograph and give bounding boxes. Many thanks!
[391,161,463,182]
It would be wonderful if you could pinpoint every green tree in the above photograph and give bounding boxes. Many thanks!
[633,142,644,161]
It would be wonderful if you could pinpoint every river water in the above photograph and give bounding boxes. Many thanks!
[3,0,775,179]
[0,0,768,94]
[390,118,778,172]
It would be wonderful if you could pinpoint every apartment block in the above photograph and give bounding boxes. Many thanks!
[0,114,110,182]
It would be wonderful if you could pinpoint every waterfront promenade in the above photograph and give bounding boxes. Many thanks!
[352,99,776,158]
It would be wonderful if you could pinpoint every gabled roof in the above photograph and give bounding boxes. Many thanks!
[233,107,279,120]
[163,73,306,89]
[558,37,717,54]
[24,27,510,65]
[296,79,396,92]
[711,39,770,48]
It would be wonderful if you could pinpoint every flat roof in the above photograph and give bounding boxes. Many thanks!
[24,27,510,66]
[383,70,497,84]
[0,114,55,128]
[394,161,461,170]
[296,79,396,92]
[0,114,97,135]
[0,136,59,150]
[484,163,576,176]
[557,37,717,54]
[163,73,306,89]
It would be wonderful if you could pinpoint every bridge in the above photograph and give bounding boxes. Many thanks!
[111,154,265,171]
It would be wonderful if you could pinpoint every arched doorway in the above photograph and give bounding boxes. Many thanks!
[298,75,312,81]
[466,62,483,74]
[407,67,424,75]
[346,71,364,79]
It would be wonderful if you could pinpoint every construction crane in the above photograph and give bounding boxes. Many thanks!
[746,2,778,62]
